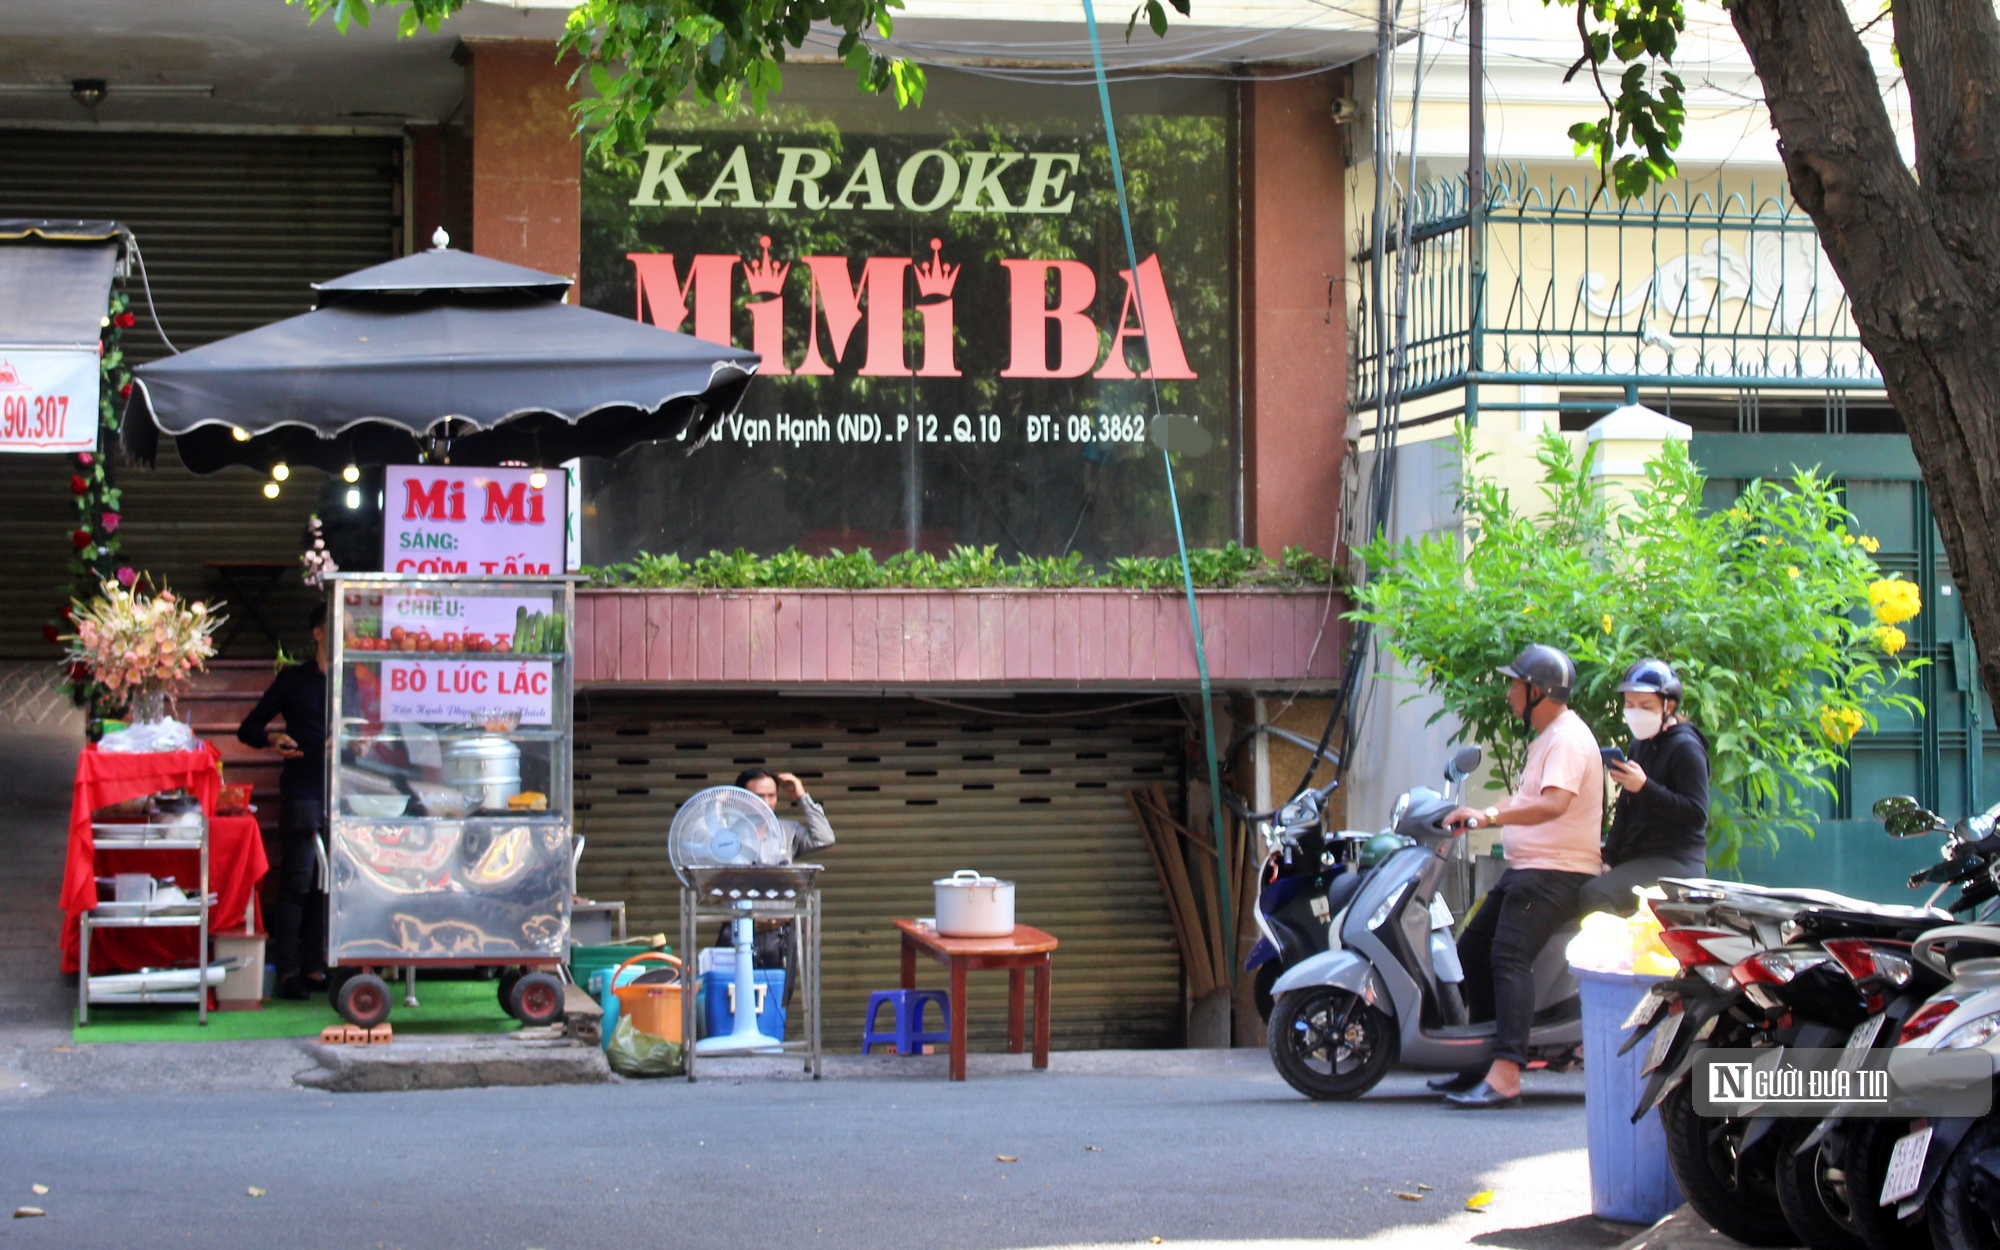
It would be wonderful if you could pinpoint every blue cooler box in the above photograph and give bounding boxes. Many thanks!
[1577,967,1684,1225]
[698,969,787,1040]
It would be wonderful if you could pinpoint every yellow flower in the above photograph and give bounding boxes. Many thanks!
[1859,535,1881,553]
[1842,534,1855,545]
[1600,613,1613,634]
[1869,578,1922,625]
[1820,705,1866,745]
[1786,566,1801,579]
[1876,625,1907,655]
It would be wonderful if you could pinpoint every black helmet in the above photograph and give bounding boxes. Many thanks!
[1497,644,1576,703]
[1617,658,1683,702]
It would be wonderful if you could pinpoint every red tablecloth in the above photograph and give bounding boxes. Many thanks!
[59,745,269,974]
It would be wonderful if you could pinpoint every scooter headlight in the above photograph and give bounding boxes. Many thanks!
[1367,884,1407,931]
[1936,1010,2000,1051]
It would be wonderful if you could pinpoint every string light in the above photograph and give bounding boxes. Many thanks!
[345,488,362,510]
[231,427,251,442]
[271,463,290,482]
[529,469,548,490]
[342,465,360,483]
[262,483,280,499]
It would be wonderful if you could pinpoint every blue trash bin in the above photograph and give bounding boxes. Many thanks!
[1576,967,1684,1225]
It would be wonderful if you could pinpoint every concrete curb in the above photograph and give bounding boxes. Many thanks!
[1613,1205,1762,1249]
[295,1032,611,1093]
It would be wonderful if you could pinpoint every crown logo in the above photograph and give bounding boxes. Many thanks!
[744,235,789,296]
[0,360,17,388]
[914,238,960,299]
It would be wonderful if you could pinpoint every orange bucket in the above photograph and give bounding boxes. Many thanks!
[611,952,684,1042]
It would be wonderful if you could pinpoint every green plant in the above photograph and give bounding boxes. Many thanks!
[582,544,1339,591]
[1349,427,1922,868]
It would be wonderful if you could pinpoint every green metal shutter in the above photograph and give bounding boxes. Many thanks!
[0,129,401,659]
[574,693,1188,1052]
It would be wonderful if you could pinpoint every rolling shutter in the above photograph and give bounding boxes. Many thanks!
[574,693,1189,1052]
[0,128,400,659]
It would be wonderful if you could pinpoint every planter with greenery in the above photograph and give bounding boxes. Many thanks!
[583,542,1339,592]
[1349,430,1923,868]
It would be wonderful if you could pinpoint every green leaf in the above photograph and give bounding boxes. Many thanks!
[1148,0,1168,37]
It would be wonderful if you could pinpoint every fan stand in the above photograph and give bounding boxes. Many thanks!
[694,908,784,1055]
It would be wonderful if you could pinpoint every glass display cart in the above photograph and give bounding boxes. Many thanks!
[323,574,576,1030]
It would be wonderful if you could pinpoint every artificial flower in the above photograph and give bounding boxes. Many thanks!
[115,567,135,587]
[100,512,120,533]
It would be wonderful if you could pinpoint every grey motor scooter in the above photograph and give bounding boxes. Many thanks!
[1266,746,1584,1100]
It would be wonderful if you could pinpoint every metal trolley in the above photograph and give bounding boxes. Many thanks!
[322,573,577,1029]
[680,864,824,1081]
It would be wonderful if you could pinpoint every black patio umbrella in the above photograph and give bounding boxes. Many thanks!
[125,243,760,473]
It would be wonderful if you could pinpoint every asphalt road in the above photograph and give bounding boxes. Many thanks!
[0,1047,1627,1250]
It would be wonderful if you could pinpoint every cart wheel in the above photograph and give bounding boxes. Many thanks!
[335,973,392,1029]
[512,973,564,1027]
[496,966,526,1017]
[324,966,356,1002]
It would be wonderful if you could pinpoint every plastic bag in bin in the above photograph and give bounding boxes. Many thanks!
[1566,893,1679,976]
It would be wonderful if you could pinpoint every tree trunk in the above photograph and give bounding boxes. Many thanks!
[1730,0,2000,721]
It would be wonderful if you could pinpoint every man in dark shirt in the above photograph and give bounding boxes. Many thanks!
[238,602,329,999]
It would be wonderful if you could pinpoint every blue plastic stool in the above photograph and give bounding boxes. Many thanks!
[862,989,952,1055]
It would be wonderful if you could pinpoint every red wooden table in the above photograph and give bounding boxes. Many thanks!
[895,919,1057,1081]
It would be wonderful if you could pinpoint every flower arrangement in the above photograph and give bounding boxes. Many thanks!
[63,579,223,710]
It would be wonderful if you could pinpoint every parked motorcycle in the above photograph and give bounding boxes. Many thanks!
[1624,794,1999,1248]
[1836,797,2000,1250]
[1263,745,1585,1100]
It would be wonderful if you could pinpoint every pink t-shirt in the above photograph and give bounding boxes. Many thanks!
[1503,708,1605,876]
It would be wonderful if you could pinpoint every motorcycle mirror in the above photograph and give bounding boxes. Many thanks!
[1445,745,1484,784]
[1873,794,1943,838]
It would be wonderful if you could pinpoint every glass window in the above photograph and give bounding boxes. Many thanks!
[578,67,1237,564]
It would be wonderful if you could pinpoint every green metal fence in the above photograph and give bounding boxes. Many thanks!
[1353,169,1885,423]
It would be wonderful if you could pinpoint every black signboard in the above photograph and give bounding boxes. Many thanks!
[578,69,1236,564]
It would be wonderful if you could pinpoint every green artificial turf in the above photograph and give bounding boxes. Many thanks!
[73,976,521,1043]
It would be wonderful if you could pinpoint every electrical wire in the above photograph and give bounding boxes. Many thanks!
[123,230,178,355]
[1080,0,1238,976]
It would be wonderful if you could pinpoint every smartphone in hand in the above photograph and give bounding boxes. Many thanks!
[1600,746,1628,767]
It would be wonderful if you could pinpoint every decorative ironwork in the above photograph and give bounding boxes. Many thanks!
[1353,168,1885,413]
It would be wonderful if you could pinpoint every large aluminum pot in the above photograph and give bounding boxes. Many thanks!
[933,869,1015,937]
[444,734,522,811]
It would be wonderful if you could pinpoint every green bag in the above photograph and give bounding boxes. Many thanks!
[606,1015,685,1078]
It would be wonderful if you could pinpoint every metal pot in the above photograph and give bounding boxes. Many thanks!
[933,869,1015,937]
[443,734,521,811]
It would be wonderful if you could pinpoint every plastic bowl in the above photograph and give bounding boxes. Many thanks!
[346,794,410,818]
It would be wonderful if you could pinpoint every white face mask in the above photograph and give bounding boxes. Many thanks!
[1624,707,1665,741]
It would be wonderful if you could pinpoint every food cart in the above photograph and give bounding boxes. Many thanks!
[321,573,576,1029]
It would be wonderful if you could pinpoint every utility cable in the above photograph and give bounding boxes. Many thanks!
[1080,0,1237,979]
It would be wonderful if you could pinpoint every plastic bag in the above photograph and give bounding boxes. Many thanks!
[605,1015,685,1078]
[1566,900,1679,976]
[97,719,198,754]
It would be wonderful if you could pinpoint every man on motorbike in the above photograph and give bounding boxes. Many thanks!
[1438,644,1604,1108]
[1578,658,1709,916]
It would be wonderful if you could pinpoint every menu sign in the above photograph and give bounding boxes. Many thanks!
[380,658,554,725]
[0,350,98,453]
[381,594,547,650]
[382,465,567,576]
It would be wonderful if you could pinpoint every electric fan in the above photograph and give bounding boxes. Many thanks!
[667,786,788,1055]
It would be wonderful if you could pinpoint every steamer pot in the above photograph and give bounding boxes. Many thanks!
[933,869,1015,937]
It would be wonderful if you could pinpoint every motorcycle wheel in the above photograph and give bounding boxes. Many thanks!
[1841,1120,1935,1250]
[1661,1084,1800,1247]
[1267,986,1396,1101]
[1776,1120,1867,1250]
[1928,1118,2000,1250]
